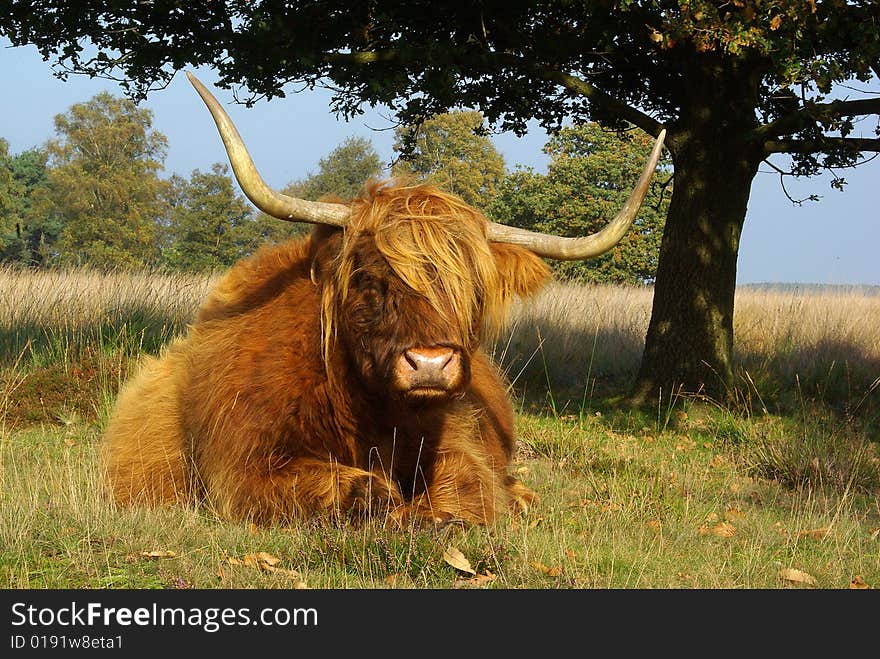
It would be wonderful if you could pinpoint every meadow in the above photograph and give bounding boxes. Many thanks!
[1,267,878,589]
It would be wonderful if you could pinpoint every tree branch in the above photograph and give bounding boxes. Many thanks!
[539,70,665,138]
[756,98,880,139]
[764,136,880,154]
[324,49,665,138]
[760,158,821,205]
[326,50,401,65]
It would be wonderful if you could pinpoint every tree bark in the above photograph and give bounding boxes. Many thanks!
[631,57,764,403]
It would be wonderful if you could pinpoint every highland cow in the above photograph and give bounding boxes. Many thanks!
[102,73,665,526]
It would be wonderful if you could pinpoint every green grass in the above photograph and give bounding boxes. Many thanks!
[2,415,876,589]
[0,268,878,589]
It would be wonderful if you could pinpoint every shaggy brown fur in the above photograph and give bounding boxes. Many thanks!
[103,181,549,525]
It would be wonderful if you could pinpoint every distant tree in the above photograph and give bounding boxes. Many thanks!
[489,123,671,285]
[292,136,384,201]
[36,92,168,268]
[163,163,267,272]
[0,139,18,253]
[0,146,52,265]
[256,135,385,239]
[392,111,505,209]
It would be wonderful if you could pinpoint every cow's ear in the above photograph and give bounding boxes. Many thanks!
[308,225,343,284]
[489,243,551,299]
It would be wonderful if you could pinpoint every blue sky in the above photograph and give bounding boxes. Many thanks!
[1,38,877,285]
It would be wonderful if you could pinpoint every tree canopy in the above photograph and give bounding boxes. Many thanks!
[3,1,878,399]
[288,136,384,202]
[162,163,266,272]
[0,144,50,264]
[392,111,505,209]
[0,139,17,251]
[36,92,168,268]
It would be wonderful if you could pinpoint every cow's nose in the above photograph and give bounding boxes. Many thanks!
[396,346,463,394]
[403,347,455,374]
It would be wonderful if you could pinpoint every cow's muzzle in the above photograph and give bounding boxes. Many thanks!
[393,346,465,399]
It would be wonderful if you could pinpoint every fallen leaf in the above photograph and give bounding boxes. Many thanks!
[798,527,830,540]
[243,552,281,569]
[779,567,817,587]
[228,553,301,578]
[264,565,302,578]
[849,576,870,590]
[530,561,562,577]
[711,522,737,538]
[454,572,497,589]
[443,546,476,575]
[251,551,281,566]
[140,550,176,559]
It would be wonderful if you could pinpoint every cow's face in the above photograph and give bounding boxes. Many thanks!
[311,186,549,404]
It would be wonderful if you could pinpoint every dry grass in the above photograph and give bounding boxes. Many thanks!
[495,281,880,415]
[0,266,211,328]
[0,267,213,427]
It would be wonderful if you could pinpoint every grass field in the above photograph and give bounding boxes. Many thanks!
[1,266,878,589]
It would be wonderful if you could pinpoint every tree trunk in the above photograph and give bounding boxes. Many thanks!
[631,58,763,403]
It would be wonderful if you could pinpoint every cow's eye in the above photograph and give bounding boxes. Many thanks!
[364,284,382,304]
[355,274,385,309]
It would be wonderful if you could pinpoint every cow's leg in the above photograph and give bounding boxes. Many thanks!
[454,353,537,518]
[205,457,404,524]
[390,413,514,526]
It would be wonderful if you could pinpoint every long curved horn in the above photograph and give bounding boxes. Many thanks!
[485,129,666,260]
[187,71,665,259]
[186,71,351,226]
